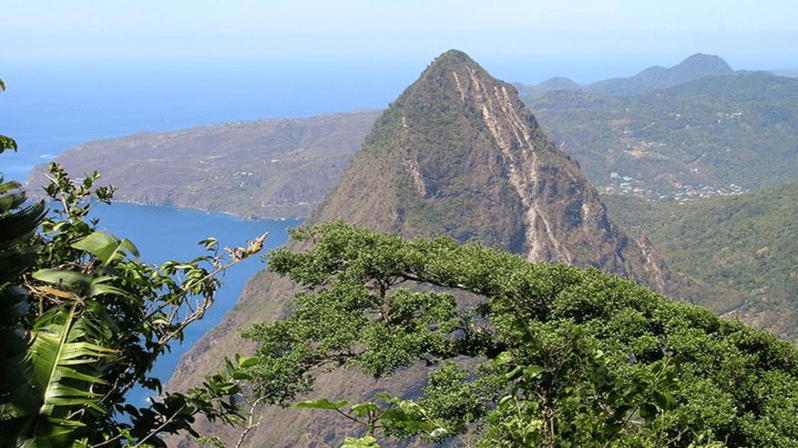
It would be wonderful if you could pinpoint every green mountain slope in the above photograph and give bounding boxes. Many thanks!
[603,183,798,340]
[525,71,798,200]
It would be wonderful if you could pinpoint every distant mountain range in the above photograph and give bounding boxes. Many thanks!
[517,53,736,97]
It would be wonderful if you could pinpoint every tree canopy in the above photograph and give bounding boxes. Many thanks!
[244,221,798,447]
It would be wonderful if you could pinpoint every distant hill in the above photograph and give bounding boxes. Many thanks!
[771,67,798,78]
[518,53,736,98]
[587,53,735,96]
[523,71,798,200]
[26,111,380,219]
[514,76,581,98]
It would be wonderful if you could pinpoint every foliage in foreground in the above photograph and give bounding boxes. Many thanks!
[0,162,261,447]
[244,221,798,447]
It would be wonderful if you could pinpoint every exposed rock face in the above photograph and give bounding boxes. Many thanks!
[314,49,672,293]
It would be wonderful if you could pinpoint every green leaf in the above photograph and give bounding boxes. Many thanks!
[32,269,92,289]
[350,402,380,417]
[653,390,675,411]
[341,435,380,448]
[293,398,350,410]
[505,366,523,381]
[492,351,514,367]
[12,304,118,442]
[238,356,260,369]
[71,231,139,264]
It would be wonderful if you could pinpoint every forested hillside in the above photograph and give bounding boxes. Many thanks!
[604,183,798,340]
[525,72,798,201]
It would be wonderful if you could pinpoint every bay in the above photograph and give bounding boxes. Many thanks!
[88,201,301,405]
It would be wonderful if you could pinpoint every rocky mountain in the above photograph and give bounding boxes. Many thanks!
[26,110,380,219]
[166,50,697,446]
[312,49,673,292]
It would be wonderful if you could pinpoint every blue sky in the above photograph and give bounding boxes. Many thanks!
[2,0,796,83]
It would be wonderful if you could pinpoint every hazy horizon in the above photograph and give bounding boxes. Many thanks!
[3,1,797,183]
[2,0,796,85]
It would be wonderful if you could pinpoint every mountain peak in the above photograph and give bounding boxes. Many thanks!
[313,50,674,293]
[429,49,475,67]
[673,53,734,79]
[678,53,733,71]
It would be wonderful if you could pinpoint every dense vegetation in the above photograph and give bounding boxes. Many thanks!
[0,160,264,447]
[242,221,798,447]
[603,183,798,341]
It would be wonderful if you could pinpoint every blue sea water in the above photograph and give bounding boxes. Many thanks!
[89,203,301,382]
[91,203,301,406]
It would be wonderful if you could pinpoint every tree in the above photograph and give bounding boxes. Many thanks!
[243,221,798,447]
[0,77,49,444]
[1,81,262,447]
